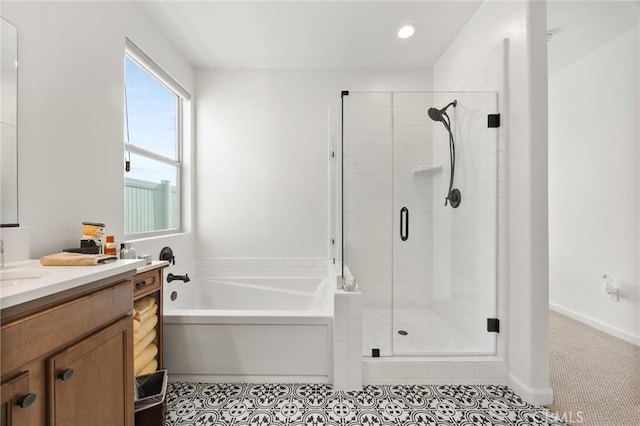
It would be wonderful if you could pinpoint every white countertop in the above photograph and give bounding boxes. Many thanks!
[136,260,170,274]
[0,258,145,310]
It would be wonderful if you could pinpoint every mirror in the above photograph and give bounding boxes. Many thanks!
[1,18,18,226]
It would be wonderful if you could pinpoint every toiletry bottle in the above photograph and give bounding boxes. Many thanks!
[120,243,137,259]
[126,243,136,260]
[105,235,116,256]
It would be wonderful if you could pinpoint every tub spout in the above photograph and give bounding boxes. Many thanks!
[167,273,190,283]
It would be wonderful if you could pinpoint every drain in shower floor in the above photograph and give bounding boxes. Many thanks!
[397,330,408,336]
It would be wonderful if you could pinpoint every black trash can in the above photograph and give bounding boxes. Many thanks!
[134,369,168,426]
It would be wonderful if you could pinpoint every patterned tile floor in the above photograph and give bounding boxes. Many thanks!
[166,382,566,425]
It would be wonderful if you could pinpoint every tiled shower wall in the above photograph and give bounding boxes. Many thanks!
[342,93,393,311]
[392,93,434,310]
[431,43,505,354]
[342,92,435,314]
[197,258,329,277]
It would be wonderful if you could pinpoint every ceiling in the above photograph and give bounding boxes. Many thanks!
[140,1,483,69]
[547,1,639,75]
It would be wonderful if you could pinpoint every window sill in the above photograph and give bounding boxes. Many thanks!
[125,230,190,244]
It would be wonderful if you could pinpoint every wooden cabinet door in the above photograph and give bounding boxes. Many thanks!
[1,371,38,425]
[47,317,133,426]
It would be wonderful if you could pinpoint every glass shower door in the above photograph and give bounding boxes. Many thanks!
[392,91,499,355]
[342,91,499,358]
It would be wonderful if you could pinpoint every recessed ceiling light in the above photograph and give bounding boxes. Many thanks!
[397,25,416,39]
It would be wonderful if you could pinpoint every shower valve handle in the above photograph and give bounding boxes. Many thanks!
[160,246,175,265]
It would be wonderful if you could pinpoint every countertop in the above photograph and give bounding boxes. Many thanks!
[136,260,170,274]
[0,258,145,310]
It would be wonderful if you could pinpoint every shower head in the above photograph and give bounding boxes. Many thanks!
[427,100,457,122]
[427,107,444,122]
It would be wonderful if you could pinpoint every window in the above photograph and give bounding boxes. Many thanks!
[124,40,189,237]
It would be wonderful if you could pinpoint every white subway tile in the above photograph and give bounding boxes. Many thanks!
[364,378,406,385]
[393,92,433,107]
[348,320,362,366]
[362,361,385,379]
[335,294,349,314]
[313,259,329,268]
[256,259,286,267]
[345,93,391,108]
[333,342,349,388]
[333,374,348,390]
[348,366,363,389]
[427,362,476,379]
[348,294,362,320]
[392,106,415,117]
[384,361,429,379]
[196,267,217,277]
[285,258,314,267]
[269,267,304,276]
[200,258,258,267]
[212,266,273,276]
[307,267,328,277]
[394,115,429,127]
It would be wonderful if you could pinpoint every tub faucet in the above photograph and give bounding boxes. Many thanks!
[167,273,190,283]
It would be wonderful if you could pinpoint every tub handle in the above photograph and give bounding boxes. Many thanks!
[400,207,409,241]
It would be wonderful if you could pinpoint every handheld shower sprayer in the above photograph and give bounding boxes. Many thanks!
[427,100,457,123]
[428,99,461,208]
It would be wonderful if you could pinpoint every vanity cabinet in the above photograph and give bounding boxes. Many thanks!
[1,370,39,425]
[0,271,135,426]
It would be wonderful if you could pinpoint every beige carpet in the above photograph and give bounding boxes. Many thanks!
[548,310,640,425]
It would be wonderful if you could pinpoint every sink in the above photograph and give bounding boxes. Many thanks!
[0,270,44,287]
[0,270,43,281]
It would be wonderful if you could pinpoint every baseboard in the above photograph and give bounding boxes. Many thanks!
[507,373,553,406]
[168,374,330,383]
[549,302,640,346]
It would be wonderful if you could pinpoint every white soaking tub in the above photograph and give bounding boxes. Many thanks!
[163,276,334,383]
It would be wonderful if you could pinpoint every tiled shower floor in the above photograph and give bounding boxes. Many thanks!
[363,309,472,356]
[165,382,566,425]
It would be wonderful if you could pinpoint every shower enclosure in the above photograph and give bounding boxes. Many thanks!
[334,91,500,357]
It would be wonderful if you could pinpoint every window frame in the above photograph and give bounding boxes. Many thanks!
[124,40,188,239]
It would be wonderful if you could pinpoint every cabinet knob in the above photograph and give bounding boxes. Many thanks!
[18,393,36,408]
[59,368,74,381]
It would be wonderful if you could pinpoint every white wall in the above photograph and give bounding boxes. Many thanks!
[196,69,430,261]
[2,1,196,270]
[549,24,640,345]
[434,0,551,405]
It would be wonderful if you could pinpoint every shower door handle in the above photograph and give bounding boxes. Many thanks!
[400,207,409,241]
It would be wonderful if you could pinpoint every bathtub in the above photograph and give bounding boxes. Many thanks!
[163,275,334,383]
